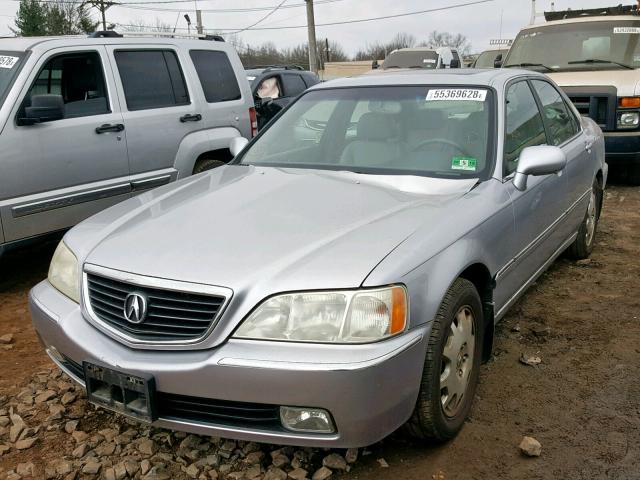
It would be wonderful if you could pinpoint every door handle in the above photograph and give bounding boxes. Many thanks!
[585,140,593,151]
[180,114,202,123]
[95,123,125,134]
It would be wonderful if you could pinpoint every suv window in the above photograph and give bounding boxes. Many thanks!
[281,74,307,97]
[531,80,579,146]
[504,81,546,175]
[189,50,241,103]
[115,50,189,111]
[20,51,109,122]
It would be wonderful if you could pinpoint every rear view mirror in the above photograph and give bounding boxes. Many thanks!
[494,54,503,68]
[450,58,461,68]
[513,145,567,191]
[230,137,249,157]
[22,94,64,125]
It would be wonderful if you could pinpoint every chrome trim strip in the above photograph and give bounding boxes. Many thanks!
[495,232,578,321]
[495,188,591,281]
[82,264,233,350]
[12,183,131,218]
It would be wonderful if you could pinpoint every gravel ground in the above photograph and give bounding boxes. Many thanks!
[0,184,639,480]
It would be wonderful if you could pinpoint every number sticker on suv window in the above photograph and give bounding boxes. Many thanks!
[426,89,487,101]
[0,56,19,69]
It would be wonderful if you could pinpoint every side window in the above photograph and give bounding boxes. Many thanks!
[504,81,547,176]
[281,74,307,97]
[19,51,109,122]
[115,50,189,111]
[256,76,281,99]
[531,80,579,146]
[189,50,241,103]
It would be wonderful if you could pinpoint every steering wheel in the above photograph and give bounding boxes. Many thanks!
[411,138,471,157]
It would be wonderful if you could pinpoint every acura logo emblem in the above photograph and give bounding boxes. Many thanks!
[124,293,147,324]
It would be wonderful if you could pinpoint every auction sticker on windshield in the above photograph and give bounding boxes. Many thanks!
[451,156,477,171]
[0,56,19,69]
[426,89,487,101]
[614,27,640,34]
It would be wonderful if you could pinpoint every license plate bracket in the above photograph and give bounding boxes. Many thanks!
[83,362,157,423]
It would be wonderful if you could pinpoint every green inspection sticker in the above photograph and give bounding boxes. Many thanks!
[451,156,477,171]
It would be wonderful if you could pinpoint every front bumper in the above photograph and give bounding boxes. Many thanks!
[604,132,640,166]
[30,280,428,448]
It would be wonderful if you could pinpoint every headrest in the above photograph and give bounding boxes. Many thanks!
[409,109,445,130]
[357,113,395,141]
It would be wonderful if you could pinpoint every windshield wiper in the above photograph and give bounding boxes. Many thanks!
[504,62,554,72]
[567,58,634,70]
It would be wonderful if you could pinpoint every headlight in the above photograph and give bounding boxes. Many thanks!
[48,241,80,303]
[233,286,407,343]
[617,111,639,129]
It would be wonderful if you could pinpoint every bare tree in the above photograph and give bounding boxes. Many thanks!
[421,31,472,56]
[354,33,417,61]
[121,18,173,33]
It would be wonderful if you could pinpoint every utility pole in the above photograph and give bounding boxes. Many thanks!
[87,0,114,31]
[325,38,330,62]
[305,0,318,73]
[196,10,203,35]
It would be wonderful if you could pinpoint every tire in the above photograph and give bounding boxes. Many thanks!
[193,158,226,174]
[566,179,602,260]
[628,164,640,186]
[406,278,484,442]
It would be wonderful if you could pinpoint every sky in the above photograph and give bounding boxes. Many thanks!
[0,0,636,54]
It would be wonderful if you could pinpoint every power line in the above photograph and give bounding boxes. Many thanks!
[115,0,344,13]
[233,0,289,34]
[209,0,496,32]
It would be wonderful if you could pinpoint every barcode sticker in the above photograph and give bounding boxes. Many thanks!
[614,27,640,34]
[426,89,487,101]
[0,56,19,69]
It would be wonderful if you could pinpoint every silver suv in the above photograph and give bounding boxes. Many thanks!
[0,32,255,255]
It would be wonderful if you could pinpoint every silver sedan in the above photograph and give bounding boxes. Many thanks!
[30,69,606,447]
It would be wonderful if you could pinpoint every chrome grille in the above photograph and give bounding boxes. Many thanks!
[86,272,227,343]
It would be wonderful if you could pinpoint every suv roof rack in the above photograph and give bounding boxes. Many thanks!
[87,30,225,41]
[251,64,305,72]
[544,4,639,21]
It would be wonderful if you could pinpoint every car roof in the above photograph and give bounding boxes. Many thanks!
[0,35,235,53]
[310,68,539,90]
[520,14,637,29]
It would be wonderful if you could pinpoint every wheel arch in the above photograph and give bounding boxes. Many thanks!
[458,262,495,362]
[173,127,243,179]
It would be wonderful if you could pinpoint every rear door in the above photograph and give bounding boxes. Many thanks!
[0,46,130,243]
[106,46,199,186]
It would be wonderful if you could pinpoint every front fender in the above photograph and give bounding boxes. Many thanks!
[174,127,244,179]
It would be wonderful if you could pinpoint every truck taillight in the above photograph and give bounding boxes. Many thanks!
[249,107,258,137]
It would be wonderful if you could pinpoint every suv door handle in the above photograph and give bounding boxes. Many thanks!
[95,123,125,134]
[180,114,202,123]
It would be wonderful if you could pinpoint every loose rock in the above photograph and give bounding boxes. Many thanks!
[377,458,389,468]
[82,460,102,475]
[519,436,542,457]
[519,353,542,366]
[0,334,14,344]
[322,453,347,471]
[312,466,332,480]
[15,437,37,450]
[345,448,358,464]
[264,467,288,480]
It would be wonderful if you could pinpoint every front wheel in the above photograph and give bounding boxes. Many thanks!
[405,278,483,442]
[193,158,226,174]
[566,179,601,260]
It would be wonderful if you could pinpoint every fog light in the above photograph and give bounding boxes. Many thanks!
[280,407,335,434]
[618,111,640,129]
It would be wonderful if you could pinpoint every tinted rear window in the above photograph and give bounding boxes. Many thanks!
[115,50,189,110]
[189,50,241,103]
[282,74,307,96]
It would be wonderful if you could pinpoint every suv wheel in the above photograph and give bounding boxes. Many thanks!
[193,158,225,174]
[405,278,483,442]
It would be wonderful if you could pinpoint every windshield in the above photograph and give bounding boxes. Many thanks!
[238,86,494,179]
[474,49,507,68]
[0,51,24,104]
[383,51,439,69]
[505,20,640,71]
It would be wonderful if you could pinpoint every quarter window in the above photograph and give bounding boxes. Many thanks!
[189,50,241,103]
[531,80,579,146]
[19,51,109,123]
[115,50,189,111]
[504,81,546,176]
[281,74,307,97]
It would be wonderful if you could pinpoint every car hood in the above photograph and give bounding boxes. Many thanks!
[80,166,477,294]
[547,69,640,97]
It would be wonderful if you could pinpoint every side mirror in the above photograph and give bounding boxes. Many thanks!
[513,145,567,191]
[22,94,64,125]
[371,60,379,70]
[450,58,461,69]
[494,54,503,68]
[230,137,249,157]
